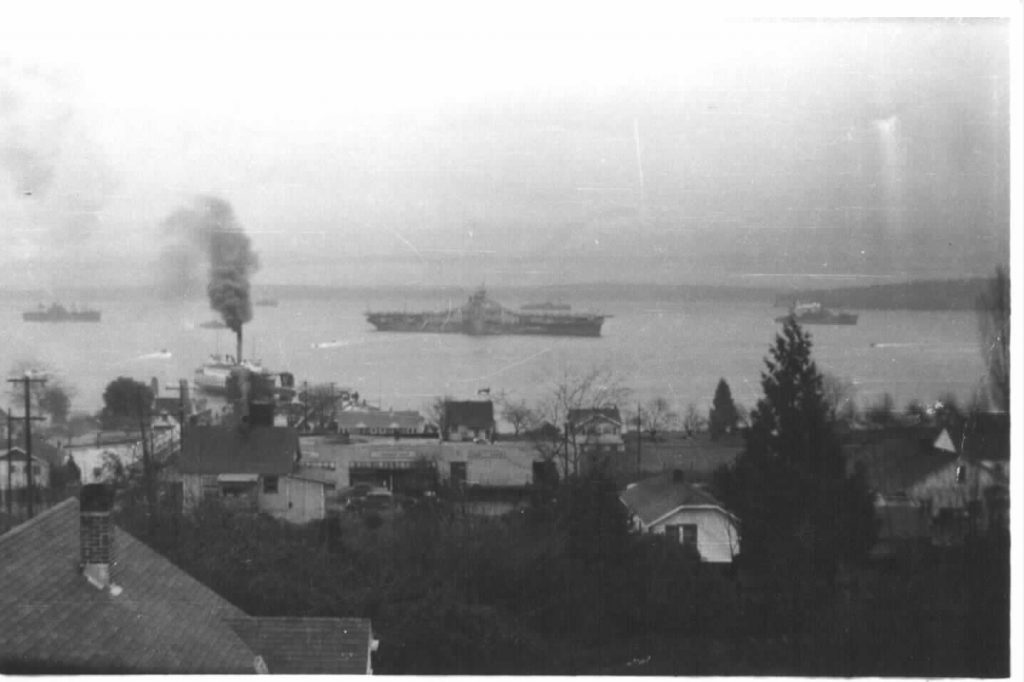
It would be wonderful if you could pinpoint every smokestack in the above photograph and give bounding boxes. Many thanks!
[236,327,243,366]
[80,483,115,590]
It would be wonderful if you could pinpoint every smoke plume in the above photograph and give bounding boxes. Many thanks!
[160,195,259,332]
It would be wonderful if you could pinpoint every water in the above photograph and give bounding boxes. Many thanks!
[0,293,988,417]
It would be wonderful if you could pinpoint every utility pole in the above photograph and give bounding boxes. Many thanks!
[9,374,47,519]
[6,409,12,519]
[636,402,642,474]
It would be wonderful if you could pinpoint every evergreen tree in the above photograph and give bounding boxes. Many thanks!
[708,378,739,438]
[715,318,875,586]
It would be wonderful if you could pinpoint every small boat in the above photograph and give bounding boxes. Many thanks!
[198,320,228,330]
[255,298,279,307]
[312,340,348,350]
[139,349,173,360]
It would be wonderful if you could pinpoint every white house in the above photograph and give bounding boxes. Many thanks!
[620,471,740,563]
[179,425,328,524]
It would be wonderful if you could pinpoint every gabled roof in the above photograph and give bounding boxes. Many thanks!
[0,499,257,673]
[3,443,65,468]
[444,400,494,429]
[620,473,734,527]
[227,616,373,674]
[0,497,374,674]
[179,426,298,475]
[569,406,622,427]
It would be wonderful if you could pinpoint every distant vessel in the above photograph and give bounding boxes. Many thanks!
[23,303,101,323]
[520,301,571,311]
[198,320,228,330]
[366,288,606,337]
[255,298,279,307]
[776,302,858,325]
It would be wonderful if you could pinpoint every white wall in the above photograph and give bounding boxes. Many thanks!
[645,507,740,564]
[0,457,50,489]
[259,476,326,524]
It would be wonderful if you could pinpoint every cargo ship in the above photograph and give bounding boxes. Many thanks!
[775,302,858,325]
[366,288,606,337]
[23,303,101,323]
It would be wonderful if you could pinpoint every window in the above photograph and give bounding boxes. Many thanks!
[450,462,467,485]
[681,524,698,548]
[263,476,279,494]
[32,464,41,478]
[664,524,681,541]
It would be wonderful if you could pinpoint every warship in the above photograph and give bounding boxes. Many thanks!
[366,288,606,337]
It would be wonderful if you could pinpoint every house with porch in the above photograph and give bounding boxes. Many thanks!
[568,406,626,473]
[620,470,741,563]
[179,426,328,524]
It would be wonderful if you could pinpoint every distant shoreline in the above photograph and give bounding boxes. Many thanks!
[0,277,997,311]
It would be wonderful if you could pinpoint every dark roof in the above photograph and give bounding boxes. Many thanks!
[620,472,733,526]
[179,425,298,475]
[845,433,958,496]
[0,497,374,674]
[0,498,256,673]
[227,616,373,674]
[569,406,622,426]
[444,401,494,429]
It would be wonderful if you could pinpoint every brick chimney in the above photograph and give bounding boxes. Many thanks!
[80,483,115,590]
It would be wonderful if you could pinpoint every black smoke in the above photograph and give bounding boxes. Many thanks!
[159,196,259,332]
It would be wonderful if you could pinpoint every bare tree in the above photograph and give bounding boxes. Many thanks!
[822,373,858,423]
[681,403,706,436]
[977,265,1009,411]
[498,396,535,437]
[299,383,343,430]
[424,395,453,439]
[535,365,631,477]
[640,396,676,441]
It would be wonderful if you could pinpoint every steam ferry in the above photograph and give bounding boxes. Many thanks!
[23,303,101,323]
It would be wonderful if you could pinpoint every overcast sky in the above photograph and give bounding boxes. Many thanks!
[0,4,1014,291]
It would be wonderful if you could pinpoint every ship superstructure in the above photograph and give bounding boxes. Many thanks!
[366,288,606,337]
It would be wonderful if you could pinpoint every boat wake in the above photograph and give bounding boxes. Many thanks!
[138,350,173,360]
[312,340,353,350]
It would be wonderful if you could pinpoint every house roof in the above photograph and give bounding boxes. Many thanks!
[444,400,494,429]
[3,443,65,468]
[0,498,257,673]
[0,497,374,674]
[844,428,960,496]
[620,472,734,527]
[336,410,425,430]
[226,616,373,674]
[179,426,298,475]
[569,406,622,427]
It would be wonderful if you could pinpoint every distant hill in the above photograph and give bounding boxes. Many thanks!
[774,278,995,311]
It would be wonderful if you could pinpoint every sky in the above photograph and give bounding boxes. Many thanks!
[0,3,1016,291]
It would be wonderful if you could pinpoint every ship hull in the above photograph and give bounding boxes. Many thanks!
[23,311,101,322]
[775,313,858,325]
[366,313,604,337]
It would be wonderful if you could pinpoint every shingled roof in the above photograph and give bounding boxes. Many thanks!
[227,616,374,674]
[0,498,255,673]
[620,472,734,527]
[0,497,374,674]
[568,407,622,427]
[444,401,495,429]
[179,425,299,475]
